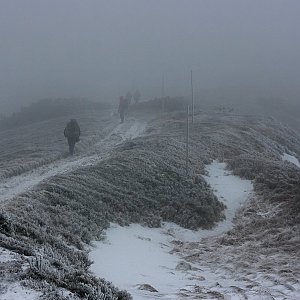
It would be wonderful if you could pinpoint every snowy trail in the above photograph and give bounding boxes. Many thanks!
[0,119,146,203]
[90,161,254,299]
[282,152,300,167]
[201,161,253,237]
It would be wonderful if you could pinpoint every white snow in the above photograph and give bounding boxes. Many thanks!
[0,247,16,263]
[282,152,300,167]
[90,224,191,299]
[121,121,146,140]
[89,161,254,299]
[0,283,41,300]
[0,248,41,300]
[202,160,253,237]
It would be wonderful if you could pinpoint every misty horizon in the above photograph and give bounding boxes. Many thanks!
[1,0,300,115]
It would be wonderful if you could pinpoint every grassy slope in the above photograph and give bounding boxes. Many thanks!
[177,113,300,298]
[0,110,224,299]
[1,107,300,299]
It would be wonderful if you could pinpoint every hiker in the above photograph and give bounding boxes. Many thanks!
[118,96,128,123]
[133,89,141,104]
[64,119,80,155]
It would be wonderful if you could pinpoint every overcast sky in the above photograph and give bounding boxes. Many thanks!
[0,0,300,114]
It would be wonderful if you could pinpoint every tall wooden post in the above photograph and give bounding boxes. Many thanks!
[191,70,194,123]
[161,74,165,113]
[186,104,190,176]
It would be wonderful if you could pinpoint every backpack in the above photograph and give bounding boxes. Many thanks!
[64,119,80,141]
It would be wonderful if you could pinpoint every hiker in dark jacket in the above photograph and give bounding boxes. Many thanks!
[64,119,80,155]
[118,96,128,123]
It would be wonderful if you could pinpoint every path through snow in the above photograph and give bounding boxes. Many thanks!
[90,161,253,299]
[0,119,146,203]
[282,152,300,168]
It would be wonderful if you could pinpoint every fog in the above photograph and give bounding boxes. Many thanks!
[1,0,300,115]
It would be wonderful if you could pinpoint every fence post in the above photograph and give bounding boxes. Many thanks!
[161,74,165,113]
[186,104,190,176]
[191,70,194,123]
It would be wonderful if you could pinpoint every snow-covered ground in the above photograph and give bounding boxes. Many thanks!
[0,117,148,299]
[89,161,253,299]
[0,247,41,300]
[0,247,17,266]
[282,152,300,167]
[1,110,299,299]
[202,161,253,237]
[0,283,40,300]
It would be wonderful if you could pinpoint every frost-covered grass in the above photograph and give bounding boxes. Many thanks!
[0,107,300,299]
[0,110,224,298]
[0,110,115,180]
[172,113,300,299]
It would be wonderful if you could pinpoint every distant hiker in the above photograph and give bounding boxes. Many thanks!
[133,89,141,104]
[126,91,132,105]
[118,96,128,123]
[64,119,80,155]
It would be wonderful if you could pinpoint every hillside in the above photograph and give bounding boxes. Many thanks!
[0,98,110,131]
[197,87,300,132]
[0,101,300,299]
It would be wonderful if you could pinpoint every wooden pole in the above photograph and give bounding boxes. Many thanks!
[161,74,165,113]
[191,70,194,123]
[186,104,190,176]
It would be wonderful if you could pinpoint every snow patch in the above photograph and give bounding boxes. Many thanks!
[90,224,189,299]
[202,160,253,236]
[0,247,16,263]
[121,121,146,140]
[282,152,300,167]
[89,161,254,299]
[0,283,40,300]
